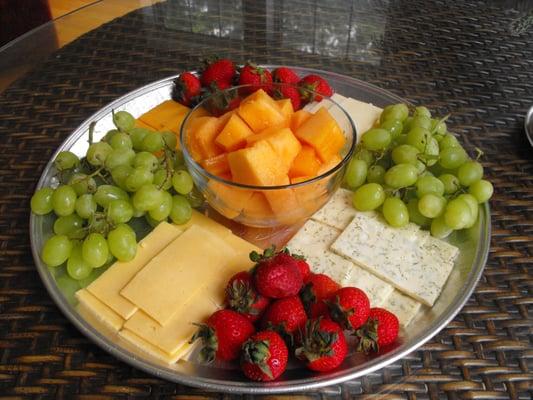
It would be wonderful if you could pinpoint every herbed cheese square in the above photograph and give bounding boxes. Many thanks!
[381,290,422,327]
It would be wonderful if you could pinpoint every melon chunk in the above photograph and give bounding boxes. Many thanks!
[245,127,301,173]
[201,153,229,177]
[238,89,285,132]
[290,110,312,132]
[215,113,254,152]
[241,192,272,220]
[139,100,190,131]
[289,145,321,178]
[227,140,286,186]
[276,99,294,127]
[186,116,224,161]
[295,107,346,163]
[206,181,253,220]
[264,175,300,224]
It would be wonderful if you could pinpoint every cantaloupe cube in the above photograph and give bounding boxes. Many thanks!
[294,107,346,162]
[276,99,294,127]
[241,192,272,220]
[186,116,224,161]
[207,181,253,219]
[290,110,312,132]
[290,176,314,184]
[201,153,230,177]
[317,154,342,175]
[264,175,301,225]
[238,89,285,133]
[139,100,190,131]
[227,140,286,186]
[289,145,321,178]
[215,113,254,152]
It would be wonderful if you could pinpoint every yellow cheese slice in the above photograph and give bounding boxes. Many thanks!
[181,209,233,239]
[224,233,261,272]
[119,329,193,364]
[75,289,124,332]
[120,224,235,325]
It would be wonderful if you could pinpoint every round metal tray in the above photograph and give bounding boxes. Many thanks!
[30,66,490,394]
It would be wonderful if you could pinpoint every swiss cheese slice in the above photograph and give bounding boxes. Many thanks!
[342,98,382,137]
[120,224,235,325]
[119,329,193,364]
[76,289,124,332]
[381,290,422,327]
[87,221,184,319]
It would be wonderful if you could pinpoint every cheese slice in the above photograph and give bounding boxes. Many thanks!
[381,290,422,327]
[87,221,184,319]
[180,209,233,239]
[119,329,193,364]
[76,289,124,332]
[120,224,235,325]
[342,98,382,137]
[312,188,357,230]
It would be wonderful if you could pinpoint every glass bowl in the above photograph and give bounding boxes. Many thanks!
[180,84,356,227]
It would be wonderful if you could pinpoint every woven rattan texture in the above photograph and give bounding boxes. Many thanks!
[0,0,532,398]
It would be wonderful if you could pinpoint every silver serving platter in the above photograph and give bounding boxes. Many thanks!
[30,66,490,394]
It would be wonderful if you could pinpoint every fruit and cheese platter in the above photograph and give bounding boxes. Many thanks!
[29,63,491,393]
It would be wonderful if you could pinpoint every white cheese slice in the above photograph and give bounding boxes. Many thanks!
[311,188,357,230]
[381,290,422,327]
[342,267,395,307]
[342,98,382,138]
[75,289,124,332]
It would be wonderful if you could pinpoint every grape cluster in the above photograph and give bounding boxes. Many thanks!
[345,104,493,238]
[31,111,200,282]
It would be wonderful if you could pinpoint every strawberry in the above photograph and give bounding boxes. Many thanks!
[191,309,255,362]
[251,246,303,299]
[273,85,302,111]
[295,318,347,372]
[327,287,370,330]
[291,252,311,280]
[261,295,307,346]
[225,271,270,322]
[355,307,399,353]
[171,72,202,107]
[238,63,273,94]
[241,330,288,381]
[204,84,241,117]
[300,273,341,318]
[272,67,300,85]
[201,58,236,89]
[298,74,334,102]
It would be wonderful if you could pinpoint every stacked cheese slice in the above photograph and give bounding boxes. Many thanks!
[287,188,459,327]
[75,210,261,364]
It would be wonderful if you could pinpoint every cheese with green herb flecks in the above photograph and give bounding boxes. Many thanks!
[381,290,422,327]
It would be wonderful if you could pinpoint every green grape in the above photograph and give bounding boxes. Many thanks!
[134,151,159,171]
[439,134,460,149]
[153,168,173,190]
[393,134,408,146]
[418,193,446,218]
[68,173,97,195]
[125,167,154,192]
[406,126,431,152]
[174,150,185,167]
[401,116,413,134]
[67,244,92,280]
[145,213,164,227]
[384,163,418,189]
[416,175,445,197]
[423,137,439,166]
[185,187,205,208]
[94,185,129,208]
[132,184,164,211]
[468,179,493,203]
[352,183,385,211]
[129,127,150,150]
[380,103,409,123]
[86,141,112,166]
[170,195,192,224]
[457,160,483,186]
[53,214,84,236]
[353,148,375,166]
[414,106,431,119]
[433,120,447,135]
[361,128,391,151]
[107,224,137,262]
[82,233,109,268]
[438,173,460,194]
[56,274,80,304]
[54,151,80,171]
[106,199,133,224]
[407,199,430,227]
[31,187,54,215]
[78,266,107,288]
[110,164,133,189]
[367,165,386,184]
[415,160,427,175]
[391,144,419,165]
[444,198,471,230]
[104,148,135,171]
[52,185,77,216]
[380,119,403,138]
[103,129,120,143]
[42,235,72,267]
[438,147,468,169]
[148,191,173,221]
[431,215,453,239]
[115,222,136,240]
[382,197,409,227]
[75,194,97,219]
[345,159,367,189]
[172,170,194,195]
[411,115,432,130]
[132,206,145,218]
[162,131,177,149]
[141,133,165,152]
[113,110,135,131]
[458,193,479,228]
[109,131,133,150]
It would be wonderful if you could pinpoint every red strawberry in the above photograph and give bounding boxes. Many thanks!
[261,296,307,346]
[201,58,236,89]
[191,309,255,362]
[273,85,302,111]
[291,253,311,280]
[300,273,341,318]
[225,271,270,322]
[171,72,202,107]
[327,287,370,330]
[252,246,303,299]
[272,67,300,85]
[355,307,399,353]
[238,63,273,94]
[204,84,241,116]
[241,330,288,381]
[295,318,347,372]
[299,74,334,102]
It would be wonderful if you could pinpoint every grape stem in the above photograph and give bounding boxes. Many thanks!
[88,121,96,145]
[158,149,174,190]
